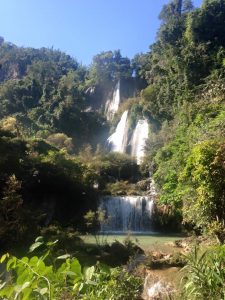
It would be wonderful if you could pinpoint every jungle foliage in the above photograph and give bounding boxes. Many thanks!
[0,238,142,300]
[140,0,225,236]
[0,0,224,246]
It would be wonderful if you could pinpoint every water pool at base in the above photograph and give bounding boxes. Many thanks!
[80,233,184,251]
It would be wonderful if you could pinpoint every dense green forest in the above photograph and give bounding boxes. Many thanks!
[0,0,225,299]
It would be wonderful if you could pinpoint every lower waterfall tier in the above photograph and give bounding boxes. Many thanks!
[99,196,154,233]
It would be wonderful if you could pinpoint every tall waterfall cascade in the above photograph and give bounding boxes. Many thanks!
[101,82,155,234]
[99,196,154,233]
[131,119,149,164]
[105,81,149,163]
[107,110,129,153]
[105,80,120,120]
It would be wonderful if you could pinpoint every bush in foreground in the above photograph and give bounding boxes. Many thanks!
[0,237,142,300]
[182,246,225,300]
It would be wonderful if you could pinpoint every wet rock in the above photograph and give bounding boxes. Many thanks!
[145,250,185,268]
[126,254,146,273]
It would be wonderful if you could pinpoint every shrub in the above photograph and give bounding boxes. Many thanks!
[0,175,37,250]
[46,133,74,153]
[181,246,225,300]
[0,237,142,300]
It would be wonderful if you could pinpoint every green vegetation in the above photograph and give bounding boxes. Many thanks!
[138,0,225,237]
[182,246,225,299]
[0,0,225,298]
[0,238,142,300]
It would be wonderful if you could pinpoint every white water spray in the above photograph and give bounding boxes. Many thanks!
[99,196,154,233]
[131,119,149,164]
[105,80,120,120]
[107,110,129,153]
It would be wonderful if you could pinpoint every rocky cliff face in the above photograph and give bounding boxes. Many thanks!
[86,77,144,115]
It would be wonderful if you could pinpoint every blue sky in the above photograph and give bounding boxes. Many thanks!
[0,0,202,65]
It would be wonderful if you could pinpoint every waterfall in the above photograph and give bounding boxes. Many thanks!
[131,119,149,164]
[99,196,154,233]
[105,80,120,120]
[107,110,129,153]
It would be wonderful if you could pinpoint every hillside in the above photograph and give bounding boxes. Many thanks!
[0,0,224,245]
[0,0,225,299]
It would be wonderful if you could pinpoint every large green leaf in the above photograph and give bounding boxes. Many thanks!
[29,242,44,253]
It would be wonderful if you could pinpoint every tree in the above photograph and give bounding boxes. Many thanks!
[159,0,194,22]
[182,141,225,241]
[185,0,225,47]
[0,175,28,247]
[182,0,194,12]
[88,50,132,85]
